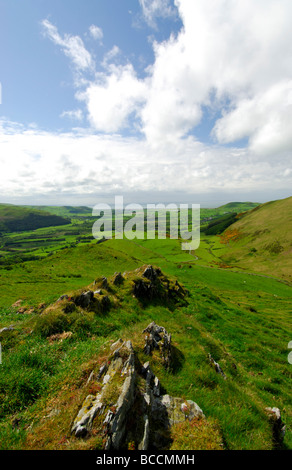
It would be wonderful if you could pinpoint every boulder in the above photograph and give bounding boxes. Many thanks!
[152,395,204,427]
[112,272,124,286]
[74,291,94,309]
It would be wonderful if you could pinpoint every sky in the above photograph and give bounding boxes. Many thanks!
[0,0,292,207]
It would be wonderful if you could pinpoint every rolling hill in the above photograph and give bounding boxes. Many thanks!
[219,196,292,281]
[27,205,93,218]
[0,204,71,233]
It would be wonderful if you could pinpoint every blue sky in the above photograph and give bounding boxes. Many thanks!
[0,0,170,131]
[0,0,292,206]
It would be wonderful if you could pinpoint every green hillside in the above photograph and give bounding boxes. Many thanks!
[0,197,291,451]
[217,201,260,213]
[0,229,291,450]
[219,196,292,281]
[27,205,93,218]
[0,204,71,233]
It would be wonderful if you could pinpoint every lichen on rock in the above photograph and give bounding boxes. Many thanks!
[71,321,206,451]
[143,321,172,369]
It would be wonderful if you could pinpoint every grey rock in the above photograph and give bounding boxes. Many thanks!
[97,363,108,380]
[71,394,104,437]
[71,321,205,451]
[142,265,159,281]
[209,354,226,379]
[143,322,172,369]
[100,277,108,288]
[110,338,124,352]
[108,371,136,449]
[74,290,94,309]
[112,272,124,285]
[86,370,96,385]
[94,277,108,288]
[138,415,150,450]
[152,395,204,428]
[153,376,160,397]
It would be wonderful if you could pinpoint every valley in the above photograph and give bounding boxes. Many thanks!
[0,197,291,451]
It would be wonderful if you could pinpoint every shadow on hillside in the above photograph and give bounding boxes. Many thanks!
[170,345,185,374]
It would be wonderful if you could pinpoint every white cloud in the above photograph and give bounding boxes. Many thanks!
[101,45,121,68]
[42,19,94,71]
[60,109,83,121]
[79,64,147,133]
[4,2,292,204]
[137,0,292,154]
[139,0,177,27]
[89,24,103,42]
[213,80,292,156]
[0,120,291,204]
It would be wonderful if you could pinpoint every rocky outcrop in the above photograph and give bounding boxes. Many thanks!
[71,322,204,450]
[50,265,187,321]
[71,340,136,447]
[143,321,172,369]
[132,265,188,304]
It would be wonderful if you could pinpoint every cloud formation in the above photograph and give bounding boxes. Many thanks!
[139,0,178,27]
[70,0,292,157]
[89,24,103,42]
[140,0,292,152]
[1,1,292,204]
[60,109,83,121]
[42,19,94,71]
[0,119,291,205]
[79,64,147,133]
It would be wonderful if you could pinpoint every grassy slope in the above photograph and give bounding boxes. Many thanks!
[217,201,260,213]
[0,204,70,232]
[219,196,292,281]
[27,206,93,218]
[200,201,260,220]
[0,201,259,266]
[0,235,291,450]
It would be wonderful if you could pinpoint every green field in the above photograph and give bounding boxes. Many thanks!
[0,201,259,268]
[0,199,291,451]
